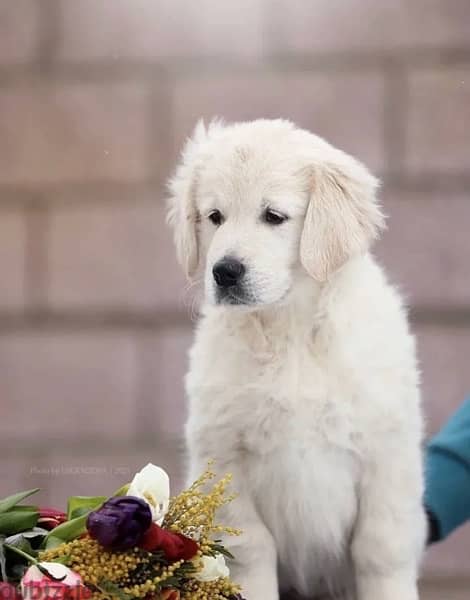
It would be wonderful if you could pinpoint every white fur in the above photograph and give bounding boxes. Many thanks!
[168,120,425,600]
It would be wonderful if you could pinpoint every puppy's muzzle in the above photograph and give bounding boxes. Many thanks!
[212,257,245,289]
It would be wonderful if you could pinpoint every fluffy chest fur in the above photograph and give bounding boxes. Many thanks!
[187,283,371,459]
[186,293,367,594]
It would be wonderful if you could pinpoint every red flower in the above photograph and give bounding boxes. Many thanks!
[139,523,198,561]
[37,508,67,530]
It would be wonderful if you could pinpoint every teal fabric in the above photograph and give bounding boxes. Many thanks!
[425,397,470,541]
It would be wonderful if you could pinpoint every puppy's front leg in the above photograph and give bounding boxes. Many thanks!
[188,459,278,600]
[228,511,279,600]
[351,442,426,600]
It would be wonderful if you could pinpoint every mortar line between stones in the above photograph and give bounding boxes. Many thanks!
[24,202,49,311]
[0,308,469,333]
[0,46,469,86]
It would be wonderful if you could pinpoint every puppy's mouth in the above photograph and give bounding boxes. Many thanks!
[215,285,254,306]
[213,283,292,308]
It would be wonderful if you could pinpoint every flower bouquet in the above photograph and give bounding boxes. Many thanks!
[0,464,244,600]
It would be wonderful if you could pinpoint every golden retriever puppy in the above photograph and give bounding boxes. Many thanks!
[168,119,425,600]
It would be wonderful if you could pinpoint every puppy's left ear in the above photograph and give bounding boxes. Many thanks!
[166,120,207,279]
[300,158,385,281]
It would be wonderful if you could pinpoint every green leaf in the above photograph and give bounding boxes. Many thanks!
[159,576,180,588]
[210,543,235,560]
[45,495,106,550]
[67,496,105,521]
[43,514,87,549]
[3,533,35,556]
[42,535,64,551]
[0,490,40,514]
[97,579,132,600]
[44,486,128,550]
[6,505,38,513]
[51,555,71,566]
[0,510,38,536]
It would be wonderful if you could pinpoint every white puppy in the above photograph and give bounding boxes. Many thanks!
[168,119,426,600]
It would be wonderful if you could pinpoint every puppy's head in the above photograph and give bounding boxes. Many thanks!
[167,119,384,309]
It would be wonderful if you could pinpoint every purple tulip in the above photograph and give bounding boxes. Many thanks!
[86,496,152,551]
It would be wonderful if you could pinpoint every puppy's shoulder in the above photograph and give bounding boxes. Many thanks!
[321,254,418,390]
[326,253,410,333]
[324,255,421,434]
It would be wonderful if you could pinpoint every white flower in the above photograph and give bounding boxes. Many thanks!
[195,555,230,582]
[127,463,170,524]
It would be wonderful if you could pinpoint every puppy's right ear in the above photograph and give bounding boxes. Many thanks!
[300,158,384,282]
[167,120,207,279]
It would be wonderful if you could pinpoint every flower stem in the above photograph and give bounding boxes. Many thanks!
[4,544,38,565]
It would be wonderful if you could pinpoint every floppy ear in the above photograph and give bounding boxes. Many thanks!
[300,159,385,282]
[166,120,207,279]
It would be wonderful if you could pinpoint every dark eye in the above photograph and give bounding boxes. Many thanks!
[263,208,288,225]
[208,209,224,226]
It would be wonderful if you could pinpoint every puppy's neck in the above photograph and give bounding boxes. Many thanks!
[215,274,326,356]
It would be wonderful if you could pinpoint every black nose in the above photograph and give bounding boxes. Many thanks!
[212,257,245,288]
